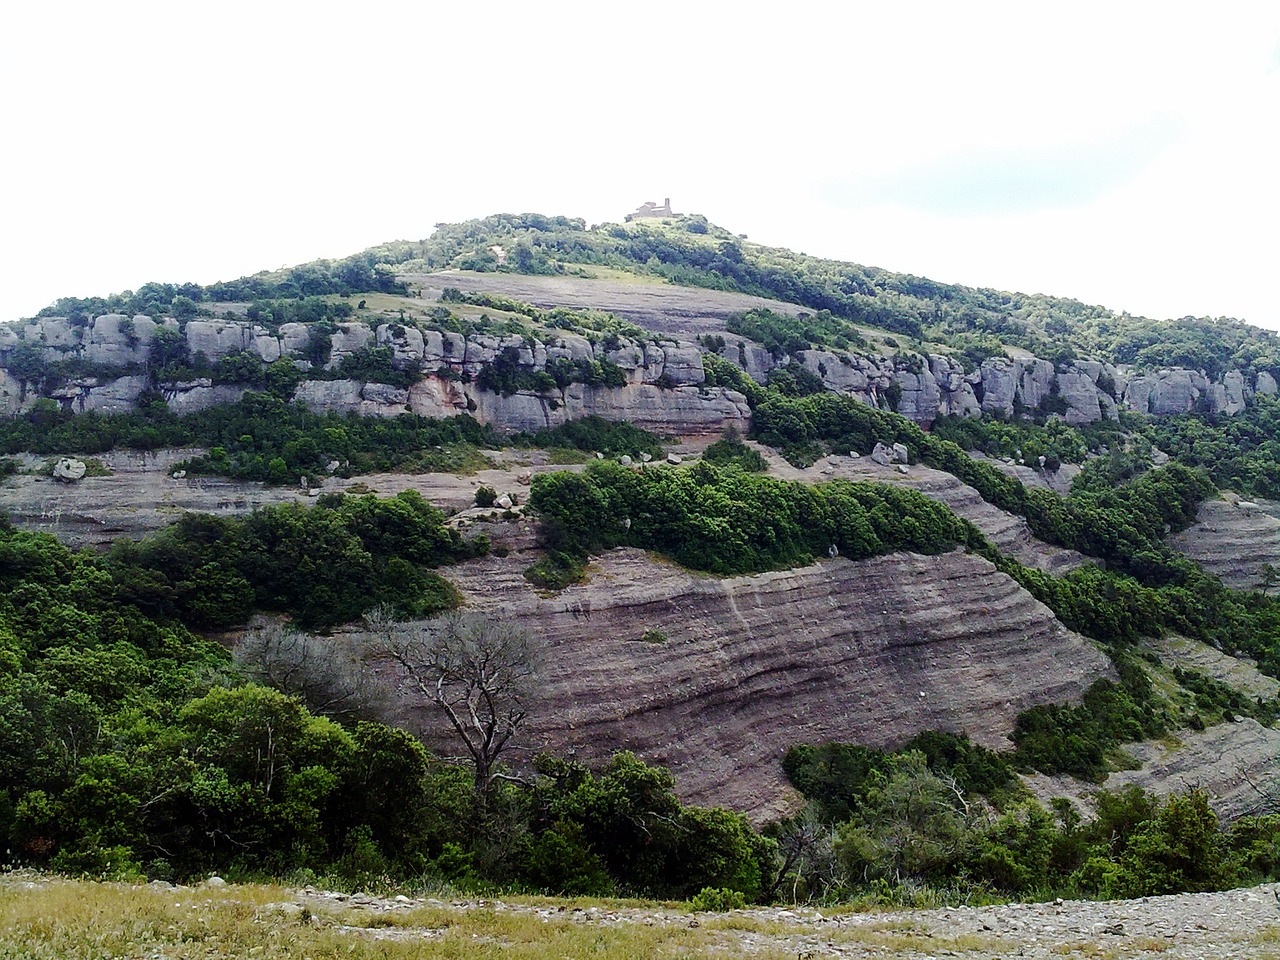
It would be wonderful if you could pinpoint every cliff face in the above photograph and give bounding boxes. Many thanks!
[1,311,1271,431]
[405,547,1114,822]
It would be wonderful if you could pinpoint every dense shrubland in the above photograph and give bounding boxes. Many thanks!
[780,738,1276,901]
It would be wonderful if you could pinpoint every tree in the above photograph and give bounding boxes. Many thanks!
[234,623,381,721]
[374,610,543,813]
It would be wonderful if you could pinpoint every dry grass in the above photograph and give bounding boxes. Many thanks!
[0,877,783,960]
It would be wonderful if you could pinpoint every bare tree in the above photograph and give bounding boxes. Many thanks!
[372,609,544,810]
[235,622,382,721]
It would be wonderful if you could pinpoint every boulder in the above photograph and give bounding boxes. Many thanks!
[1056,370,1103,424]
[1256,371,1278,396]
[250,327,282,363]
[891,442,910,464]
[294,379,365,413]
[83,313,155,366]
[80,375,149,413]
[870,442,893,466]
[655,342,705,386]
[184,319,252,361]
[376,323,426,364]
[1213,370,1248,415]
[979,358,1016,417]
[361,382,409,407]
[325,322,374,369]
[1014,358,1055,411]
[892,368,941,424]
[53,457,87,482]
[278,322,312,358]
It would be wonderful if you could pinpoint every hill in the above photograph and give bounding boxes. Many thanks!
[0,212,1278,905]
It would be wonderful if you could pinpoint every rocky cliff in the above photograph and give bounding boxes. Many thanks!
[1,309,1272,432]
[402,547,1114,822]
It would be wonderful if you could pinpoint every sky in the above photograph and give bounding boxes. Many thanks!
[2,1,1279,329]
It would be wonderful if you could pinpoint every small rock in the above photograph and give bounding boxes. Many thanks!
[619,455,633,466]
[205,875,227,888]
[896,463,910,474]
[496,494,514,509]
[516,470,532,485]
[394,894,411,903]
[640,452,653,462]
[325,460,341,474]
[1103,921,1125,935]
[666,453,683,465]
[171,470,187,479]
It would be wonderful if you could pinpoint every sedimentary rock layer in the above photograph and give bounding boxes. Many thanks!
[430,548,1113,821]
[1167,496,1280,591]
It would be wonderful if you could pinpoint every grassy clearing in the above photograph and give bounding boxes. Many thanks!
[0,877,764,960]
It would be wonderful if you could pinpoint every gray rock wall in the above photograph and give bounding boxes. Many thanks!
[0,313,1273,431]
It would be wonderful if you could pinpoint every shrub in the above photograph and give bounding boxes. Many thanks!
[690,886,746,911]
[474,486,497,508]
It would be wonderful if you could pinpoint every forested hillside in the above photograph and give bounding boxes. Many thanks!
[2,212,1279,906]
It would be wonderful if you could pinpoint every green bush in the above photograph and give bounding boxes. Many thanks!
[689,886,746,911]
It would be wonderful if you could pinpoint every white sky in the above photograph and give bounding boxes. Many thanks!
[2,1,1278,329]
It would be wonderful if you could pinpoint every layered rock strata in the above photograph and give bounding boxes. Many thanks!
[420,547,1113,821]
[1167,496,1280,591]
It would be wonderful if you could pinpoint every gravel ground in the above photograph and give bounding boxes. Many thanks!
[284,881,1280,958]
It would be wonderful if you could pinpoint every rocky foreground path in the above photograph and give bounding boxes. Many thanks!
[283,882,1280,958]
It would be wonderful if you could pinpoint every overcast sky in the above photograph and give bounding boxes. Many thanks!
[3,2,1278,329]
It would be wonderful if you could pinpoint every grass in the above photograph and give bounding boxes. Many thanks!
[0,876,754,960]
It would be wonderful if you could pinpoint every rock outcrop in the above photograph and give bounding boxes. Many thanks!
[1167,496,1280,591]
[422,547,1113,821]
[0,310,1272,431]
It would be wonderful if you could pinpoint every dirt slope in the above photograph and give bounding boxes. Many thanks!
[404,270,807,338]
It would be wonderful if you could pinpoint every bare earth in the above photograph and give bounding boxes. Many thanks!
[404,270,809,338]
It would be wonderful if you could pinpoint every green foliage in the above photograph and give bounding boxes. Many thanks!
[529,460,979,576]
[474,485,498,508]
[510,416,664,460]
[782,734,1014,826]
[336,345,419,388]
[725,308,867,359]
[1011,677,1165,781]
[526,752,773,900]
[108,491,478,629]
[1173,667,1280,725]
[0,393,502,483]
[523,551,587,591]
[689,886,746,911]
[700,428,768,472]
[1141,395,1280,500]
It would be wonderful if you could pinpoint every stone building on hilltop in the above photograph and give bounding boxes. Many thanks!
[625,197,675,221]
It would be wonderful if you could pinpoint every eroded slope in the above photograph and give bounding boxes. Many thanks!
[419,547,1112,821]
[1167,495,1280,591]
